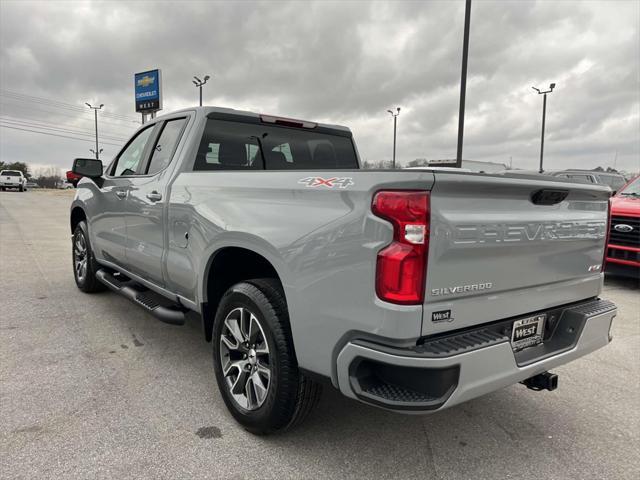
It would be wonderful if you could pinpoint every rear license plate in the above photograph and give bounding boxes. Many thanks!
[511,315,545,351]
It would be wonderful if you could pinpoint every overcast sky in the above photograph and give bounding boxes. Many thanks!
[1,0,638,174]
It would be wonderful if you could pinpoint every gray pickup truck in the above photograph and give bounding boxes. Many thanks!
[70,106,617,434]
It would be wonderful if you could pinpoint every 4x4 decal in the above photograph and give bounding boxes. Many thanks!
[298,177,354,189]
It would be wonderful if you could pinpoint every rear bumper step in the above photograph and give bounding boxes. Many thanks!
[96,269,186,325]
[336,298,616,413]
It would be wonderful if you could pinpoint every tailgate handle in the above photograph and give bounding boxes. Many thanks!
[530,189,568,206]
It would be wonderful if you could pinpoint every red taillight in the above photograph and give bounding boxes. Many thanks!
[372,190,430,305]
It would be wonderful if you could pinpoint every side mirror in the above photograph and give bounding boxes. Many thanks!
[72,158,103,178]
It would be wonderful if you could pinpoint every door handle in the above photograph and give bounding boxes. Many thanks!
[115,190,127,199]
[146,191,162,202]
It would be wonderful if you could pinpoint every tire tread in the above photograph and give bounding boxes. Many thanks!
[214,278,321,434]
[73,221,105,293]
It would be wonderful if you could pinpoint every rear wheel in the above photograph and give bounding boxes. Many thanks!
[72,221,105,293]
[212,279,321,434]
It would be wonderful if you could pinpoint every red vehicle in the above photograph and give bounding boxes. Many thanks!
[66,170,82,187]
[606,176,640,278]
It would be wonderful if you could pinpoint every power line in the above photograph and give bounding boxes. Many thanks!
[0,101,139,129]
[1,96,139,123]
[1,89,140,121]
[0,90,141,123]
[0,99,137,133]
[1,94,134,122]
[0,114,130,140]
[0,124,123,146]
[0,117,128,142]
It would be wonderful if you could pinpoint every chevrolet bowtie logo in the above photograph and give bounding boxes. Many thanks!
[137,75,155,88]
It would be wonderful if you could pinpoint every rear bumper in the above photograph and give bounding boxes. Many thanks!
[335,299,616,413]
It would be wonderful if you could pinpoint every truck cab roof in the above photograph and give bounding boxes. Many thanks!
[153,106,352,135]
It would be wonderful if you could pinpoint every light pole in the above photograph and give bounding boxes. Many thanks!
[85,102,104,159]
[192,75,211,106]
[532,83,555,173]
[455,0,472,169]
[387,107,401,168]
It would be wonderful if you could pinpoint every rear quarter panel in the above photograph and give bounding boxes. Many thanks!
[166,170,435,378]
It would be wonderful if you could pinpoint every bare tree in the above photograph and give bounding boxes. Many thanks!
[32,166,64,189]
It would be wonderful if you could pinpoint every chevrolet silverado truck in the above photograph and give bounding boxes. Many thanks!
[0,170,27,191]
[605,175,639,278]
[69,106,617,434]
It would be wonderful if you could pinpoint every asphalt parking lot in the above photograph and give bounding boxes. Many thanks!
[1,189,638,480]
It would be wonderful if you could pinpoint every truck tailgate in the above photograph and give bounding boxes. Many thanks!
[423,173,610,336]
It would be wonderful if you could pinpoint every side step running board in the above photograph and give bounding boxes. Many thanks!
[96,269,186,325]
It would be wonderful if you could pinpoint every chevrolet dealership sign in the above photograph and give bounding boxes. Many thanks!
[134,69,162,113]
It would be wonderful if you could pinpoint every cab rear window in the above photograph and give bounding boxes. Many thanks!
[194,119,358,171]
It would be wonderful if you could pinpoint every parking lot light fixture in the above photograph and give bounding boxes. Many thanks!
[387,107,401,168]
[532,83,556,173]
[85,103,104,160]
[193,75,211,107]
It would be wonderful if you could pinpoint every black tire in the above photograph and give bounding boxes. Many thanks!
[0,187,4,191]
[72,221,105,293]
[19,185,24,192]
[212,278,321,435]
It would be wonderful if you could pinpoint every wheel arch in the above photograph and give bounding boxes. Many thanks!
[201,246,287,342]
[70,206,87,234]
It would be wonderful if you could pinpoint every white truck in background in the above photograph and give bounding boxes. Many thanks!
[0,170,27,192]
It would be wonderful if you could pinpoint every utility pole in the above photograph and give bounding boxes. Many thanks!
[532,83,555,173]
[387,107,401,168]
[455,0,472,169]
[192,75,211,106]
[85,103,104,159]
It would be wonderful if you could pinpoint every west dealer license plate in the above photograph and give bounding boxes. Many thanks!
[511,315,546,351]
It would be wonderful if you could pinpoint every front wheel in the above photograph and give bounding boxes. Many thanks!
[212,279,321,434]
[19,185,24,192]
[72,221,105,293]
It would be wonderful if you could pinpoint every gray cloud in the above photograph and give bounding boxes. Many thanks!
[0,0,638,173]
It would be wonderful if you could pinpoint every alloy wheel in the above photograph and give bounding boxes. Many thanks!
[219,307,271,411]
[73,233,88,282]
